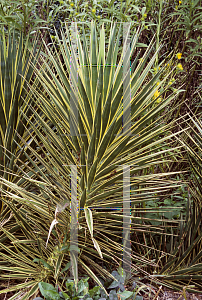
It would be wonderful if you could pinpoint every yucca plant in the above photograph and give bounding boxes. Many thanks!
[0,22,184,298]
[0,29,42,213]
[151,114,202,293]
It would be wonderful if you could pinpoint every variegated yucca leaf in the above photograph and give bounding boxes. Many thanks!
[0,22,184,298]
[155,115,202,293]
[0,29,41,213]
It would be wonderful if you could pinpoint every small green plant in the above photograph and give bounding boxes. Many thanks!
[34,277,100,300]
[34,269,144,300]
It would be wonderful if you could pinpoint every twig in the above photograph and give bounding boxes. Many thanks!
[153,285,162,300]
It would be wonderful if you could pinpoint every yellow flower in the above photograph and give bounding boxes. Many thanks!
[177,63,183,70]
[176,5,178,9]
[154,90,160,99]
[97,15,101,19]
[169,78,175,85]
[75,12,78,15]
[70,2,74,6]
[92,8,96,13]
[176,52,182,59]
[143,13,147,17]
[179,0,182,3]
[156,82,160,86]
[156,97,162,103]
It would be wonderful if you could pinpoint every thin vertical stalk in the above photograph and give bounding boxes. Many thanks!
[155,0,163,67]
